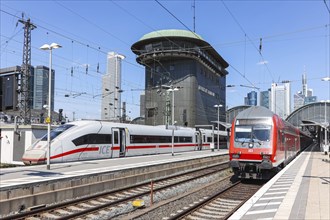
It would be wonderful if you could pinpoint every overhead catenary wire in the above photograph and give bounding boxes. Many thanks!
[220,0,274,82]
[1,2,328,117]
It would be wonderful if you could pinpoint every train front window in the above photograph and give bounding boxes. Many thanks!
[41,124,74,141]
[235,125,271,147]
[252,125,271,142]
[235,126,252,143]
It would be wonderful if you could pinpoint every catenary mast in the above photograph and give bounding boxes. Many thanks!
[18,17,36,124]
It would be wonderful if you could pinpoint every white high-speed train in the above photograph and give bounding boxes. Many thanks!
[22,120,228,165]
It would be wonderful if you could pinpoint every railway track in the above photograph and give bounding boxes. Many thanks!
[164,181,263,220]
[1,161,230,220]
[123,178,264,220]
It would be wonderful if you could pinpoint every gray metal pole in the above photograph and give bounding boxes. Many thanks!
[47,48,52,170]
[325,101,328,154]
[217,106,220,150]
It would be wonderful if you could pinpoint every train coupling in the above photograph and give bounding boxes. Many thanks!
[260,159,273,170]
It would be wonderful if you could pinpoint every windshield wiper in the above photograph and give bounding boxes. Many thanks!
[251,134,262,146]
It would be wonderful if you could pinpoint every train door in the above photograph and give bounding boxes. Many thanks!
[195,131,202,150]
[196,131,205,150]
[112,128,126,157]
[282,132,287,160]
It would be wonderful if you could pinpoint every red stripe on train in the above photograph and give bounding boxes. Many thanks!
[23,144,210,161]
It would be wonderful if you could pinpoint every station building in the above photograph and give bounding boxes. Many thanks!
[131,29,229,127]
[286,101,329,153]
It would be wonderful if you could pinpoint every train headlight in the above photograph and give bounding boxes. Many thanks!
[232,154,240,159]
[262,155,271,160]
[232,152,241,159]
[260,153,271,160]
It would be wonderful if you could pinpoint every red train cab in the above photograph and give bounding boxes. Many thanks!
[229,106,300,179]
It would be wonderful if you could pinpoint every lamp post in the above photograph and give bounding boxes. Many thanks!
[322,77,330,154]
[167,86,180,156]
[40,43,62,170]
[114,54,125,122]
[214,104,223,150]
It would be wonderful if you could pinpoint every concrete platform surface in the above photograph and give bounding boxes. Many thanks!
[0,150,227,189]
[230,144,330,220]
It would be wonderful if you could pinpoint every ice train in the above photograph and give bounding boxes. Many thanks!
[22,120,227,165]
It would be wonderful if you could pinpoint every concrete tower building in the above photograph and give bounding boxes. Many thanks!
[101,52,125,121]
[131,29,229,127]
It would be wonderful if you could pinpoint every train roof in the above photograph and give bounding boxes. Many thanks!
[236,106,275,119]
[64,120,227,135]
[66,120,196,135]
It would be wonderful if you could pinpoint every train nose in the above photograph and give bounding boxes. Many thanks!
[22,149,47,165]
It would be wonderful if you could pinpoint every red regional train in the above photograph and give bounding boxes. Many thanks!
[229,106,301,179]
[22,120,227,165]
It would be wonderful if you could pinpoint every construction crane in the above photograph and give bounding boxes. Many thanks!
[18,16,36,124]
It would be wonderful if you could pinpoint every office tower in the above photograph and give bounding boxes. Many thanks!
[270,82,291,118]
[245,91,257,106]
[101,52,125,121]
[260,89,270,109]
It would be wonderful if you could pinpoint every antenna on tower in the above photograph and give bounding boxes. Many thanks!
[302,66,307,97]
[18,16,36,124]
[192,0,196,32]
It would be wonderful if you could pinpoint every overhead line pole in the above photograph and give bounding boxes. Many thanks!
[18,17,36,124]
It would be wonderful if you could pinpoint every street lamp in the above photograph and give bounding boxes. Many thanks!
[113,54,125,121]
[167,86,180,125]
[167,86,180,156]
[40,43,62,170]
[214,104,223,150]
[322,77,330,154]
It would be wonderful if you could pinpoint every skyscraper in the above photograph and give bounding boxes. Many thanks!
[33,66,54,111]
[260,89,270,109]
[294,73,317,110]
[270,82,291,118]
[244,91,257,106]
[101,52,125,121]
[294,91,304,110]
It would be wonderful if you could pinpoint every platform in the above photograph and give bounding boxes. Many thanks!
[230,143,330,220]
[0,150,227,189]
[0,149,229,216]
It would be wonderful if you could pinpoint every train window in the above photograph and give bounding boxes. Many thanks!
[72,135,89,146]
[41,124,74,141]
[72,134,111,146]
[235,125,271,146]
[179,136,192,143]
[113,131,119,144]
[253,125,271,142]
[235,126,252,142]
[130,135,173,143]
[89,134,111,144]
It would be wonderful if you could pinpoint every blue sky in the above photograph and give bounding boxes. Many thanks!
[1,0,329,120]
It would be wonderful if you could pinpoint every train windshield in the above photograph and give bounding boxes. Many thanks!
[41,124,74,141]
[235,125,271,146]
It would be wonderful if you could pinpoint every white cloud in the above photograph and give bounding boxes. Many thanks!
[257,61,269,65]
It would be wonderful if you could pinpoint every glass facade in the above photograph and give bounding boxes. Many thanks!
[33,66,54,111]
[245,91,257,106]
